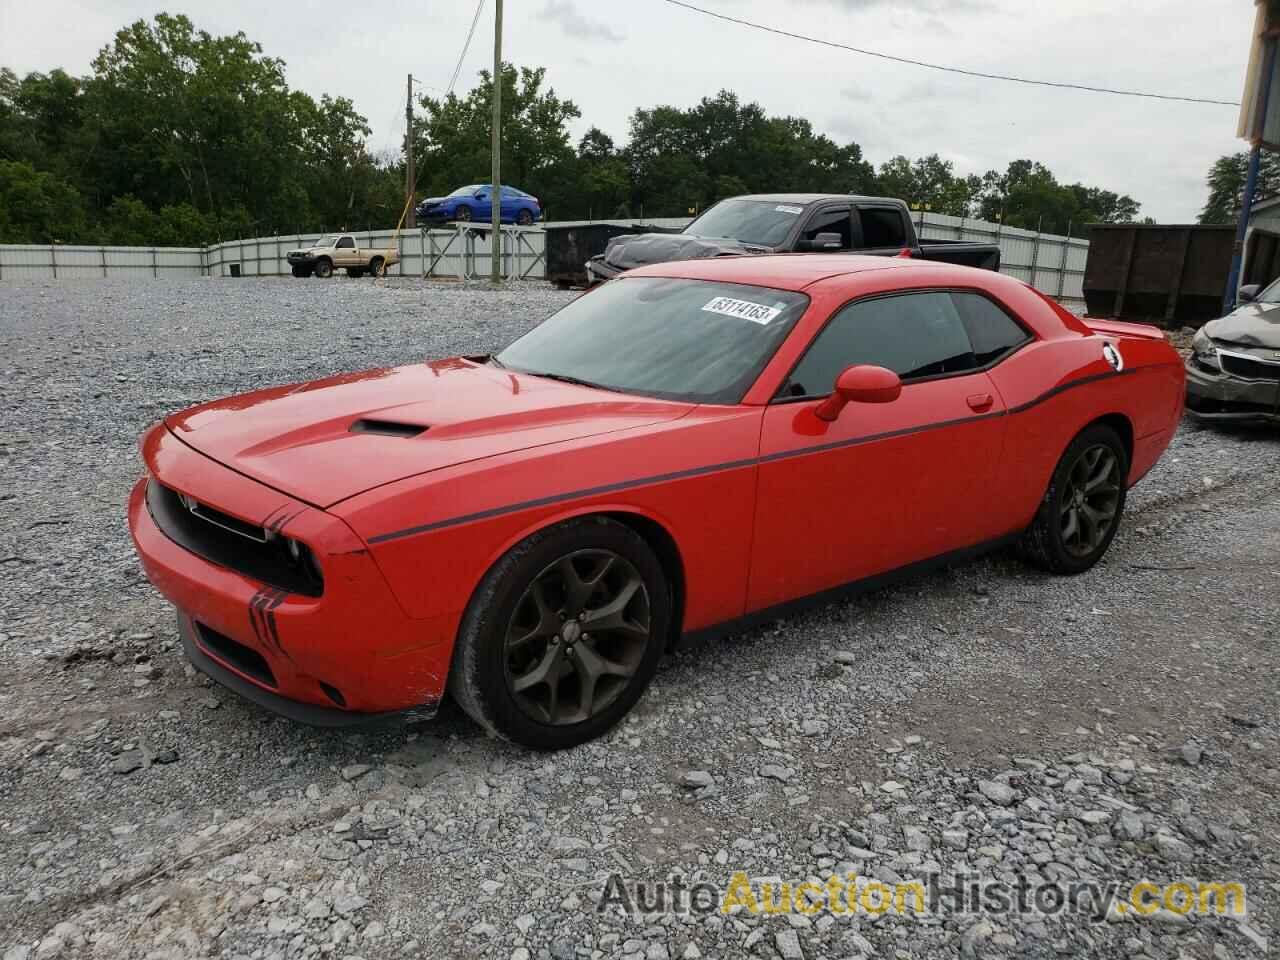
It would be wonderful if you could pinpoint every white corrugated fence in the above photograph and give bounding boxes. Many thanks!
[0,213,1088,306]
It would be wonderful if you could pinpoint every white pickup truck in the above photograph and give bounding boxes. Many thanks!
[285,234,400,279]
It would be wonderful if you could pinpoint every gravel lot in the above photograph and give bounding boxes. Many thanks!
[1,277,1278,960]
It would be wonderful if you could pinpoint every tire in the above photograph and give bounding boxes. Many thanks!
[369,256,384,278]
[516,208,534,226]
[346,268,364,279]
[455,205,473,222]
[313,258,333,279]
[1019,423,1129,575]
[449,516,671,750]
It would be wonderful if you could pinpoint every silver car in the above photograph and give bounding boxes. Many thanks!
[1185,280,1280,424]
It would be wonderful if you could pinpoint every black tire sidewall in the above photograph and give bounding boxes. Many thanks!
[456,519,670,750]
[1038,425,1129,574]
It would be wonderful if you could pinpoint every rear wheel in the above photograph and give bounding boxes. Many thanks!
[369,256,384,278]
[449,517,670,750]
[313,258,333,279]
[516,208,534,226]
[1020,424,1128,574]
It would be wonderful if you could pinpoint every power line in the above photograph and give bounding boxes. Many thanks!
[659,0,1241,107]
[448,0,489,96]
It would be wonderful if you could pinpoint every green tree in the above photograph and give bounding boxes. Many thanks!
[0,160,89,243]
[1199,152,1280,224]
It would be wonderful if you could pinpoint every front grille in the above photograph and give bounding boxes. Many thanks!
[146,480,323,596]
[1219,351,1280,381]
[196,622,277,688]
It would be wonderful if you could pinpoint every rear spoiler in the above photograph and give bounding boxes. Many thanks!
[1082,317,1168,341]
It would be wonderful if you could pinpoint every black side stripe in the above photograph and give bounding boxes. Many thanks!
[366,368,1136,545]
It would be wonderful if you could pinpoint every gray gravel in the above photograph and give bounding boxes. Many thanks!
[1,277,1279,960]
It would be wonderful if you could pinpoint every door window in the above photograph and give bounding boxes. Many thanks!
[858,207,908,248]
[336,236,355,249]
[801,208,851,249]
[781,292,980,398]
[951,292,1031,365]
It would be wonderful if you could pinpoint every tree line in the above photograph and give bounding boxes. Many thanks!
[1,14,1142,247]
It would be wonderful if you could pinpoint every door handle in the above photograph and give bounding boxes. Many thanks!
[966,393,994,411]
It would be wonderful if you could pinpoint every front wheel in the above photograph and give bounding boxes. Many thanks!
[454,205,473,222]
[1020,424,1128,574]
[313,258,333,279]
[449,517,671,750]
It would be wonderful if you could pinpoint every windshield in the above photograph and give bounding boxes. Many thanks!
[314,235,339,247]
[683,198,807,247]
[1256,275,1280,303]
[448,185,482,198]
[496,277,809,404]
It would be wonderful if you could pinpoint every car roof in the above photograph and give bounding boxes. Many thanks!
[716,193,896,206]
[623,253,948,291]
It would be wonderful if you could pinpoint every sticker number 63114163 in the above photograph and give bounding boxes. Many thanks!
[701,296,783,325]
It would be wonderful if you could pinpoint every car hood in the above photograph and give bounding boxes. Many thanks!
[1205,301,1280,348]
[166,359,693,508]
[601,233,772,271]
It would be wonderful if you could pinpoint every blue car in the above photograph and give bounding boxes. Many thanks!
[416,184,542,226]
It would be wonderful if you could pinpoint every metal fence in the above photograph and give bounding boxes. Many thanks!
[0,213,1088,306]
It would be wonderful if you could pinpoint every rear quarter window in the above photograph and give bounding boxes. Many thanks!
[951,292,1032,365]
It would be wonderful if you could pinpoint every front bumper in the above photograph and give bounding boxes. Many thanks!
[286,253,318,266]
[585,256,622,285]
[128,426,451,723]
[1184,354,1280,423]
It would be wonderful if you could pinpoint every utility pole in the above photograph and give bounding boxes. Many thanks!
[405,73,417,229]
[490,0,503,284]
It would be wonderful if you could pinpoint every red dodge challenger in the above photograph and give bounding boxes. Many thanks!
[128,255,1184,749]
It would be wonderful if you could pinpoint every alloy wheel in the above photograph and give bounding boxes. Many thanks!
[1059,443,1122,557]
[503,549,651,725]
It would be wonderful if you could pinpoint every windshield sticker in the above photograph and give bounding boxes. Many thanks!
[774,204,804,215]
[701,296,784,325]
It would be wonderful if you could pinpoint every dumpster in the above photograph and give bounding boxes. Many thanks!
[544,223,680,288]
[1083,224,1234,326]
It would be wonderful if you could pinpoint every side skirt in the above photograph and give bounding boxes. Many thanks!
[674,531,1023,651]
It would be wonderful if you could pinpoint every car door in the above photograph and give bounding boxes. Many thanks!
[499,187,520,223]
[746,290,1009,611]
[334,236,357,267]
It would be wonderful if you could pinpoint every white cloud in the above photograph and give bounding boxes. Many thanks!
[540,0,625,44]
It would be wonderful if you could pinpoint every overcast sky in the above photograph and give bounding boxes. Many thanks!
[0,0,1252,223]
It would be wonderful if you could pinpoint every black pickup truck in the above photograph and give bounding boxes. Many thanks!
[584,193,1000,284]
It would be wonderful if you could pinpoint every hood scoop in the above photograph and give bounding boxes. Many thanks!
[349,418,428,439]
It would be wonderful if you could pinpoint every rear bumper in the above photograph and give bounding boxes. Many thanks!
[1184,357,1280,423]
[128,427,453,721]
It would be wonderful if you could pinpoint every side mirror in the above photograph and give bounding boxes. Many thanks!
[1239,283,1261,303]
[474,190,487,199]
[800,232,844,252]
[814,365,902,421]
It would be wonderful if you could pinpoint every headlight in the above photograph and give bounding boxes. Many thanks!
[1191,331,1220,372]
[282,536,323,585]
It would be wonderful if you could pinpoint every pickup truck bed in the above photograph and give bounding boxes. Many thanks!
[585,193,1000,284]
